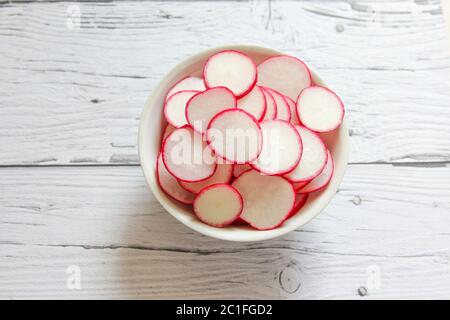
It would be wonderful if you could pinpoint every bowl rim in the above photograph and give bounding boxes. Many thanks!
[138,44,350,242]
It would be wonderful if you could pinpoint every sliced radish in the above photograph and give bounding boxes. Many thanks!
[298,150,333,194]
[193,184,243,227]
[285,96,300,125]
[179,163,233,194]
[166,76,205,100]
[261,88,277,120]
[156,153,195,204]
[203,50,257,98]
[297,86,344,132]
[162,126,217,182]
[206,109,262,164]
[284,126,327,182]
[264,88,291,122]
[287,194,308,218]
[292,180,310,192]
[257,55,312,101]
[251,120,302,175]
[164,90,200,128]
[162,124,176,141]
[233,164,252,178]
[232,170,295,230]
[186,87,236,134]
[237,85,267,121]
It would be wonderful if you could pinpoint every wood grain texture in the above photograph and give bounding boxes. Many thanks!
[0,0,449,165]
[1,164,450,299]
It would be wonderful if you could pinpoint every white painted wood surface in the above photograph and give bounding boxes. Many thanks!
[0,0,450,299]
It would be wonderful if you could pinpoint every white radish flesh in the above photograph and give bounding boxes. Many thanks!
[257,55,312,101]
[297,86,344,132]
[156,153,195,204]
[206,109,262,164]
[203,50,257,98]
[186,87,236,134]
[237,85,267,121]
[264,88,291,122]
[166,76,205,100]
[193,184,243,227]
[179,164,233,194]
[162,127,217,182]
[284,126,327,182]
[298,150,333,194]
[251,120,302,175]
[232,170,295,230]
[164,90,200,128]
[261,88,277,120]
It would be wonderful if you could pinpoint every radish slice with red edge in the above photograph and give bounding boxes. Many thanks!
[284,126,327,182]
[206,109,262,164]
[203,50,257,98]
[156,153,195,204]
[232,170,295,230]
[251,120,302,176]
[237,85,267,121]
[186,87,236,134]
[297,86,344,132]
[287,194,308,219]
[264,88,291,122]
[162,126,217,182]
[233,164,252,178]
[162,124,176,142]
[257,55,312,101]
[179,164,233,194]
[298,150,333,194]
[285,96,300,125]
[193,184,243,227]
[293,180,310,192]
[164,90,200,128]
[166,76,205,100]
[261,88,277,120]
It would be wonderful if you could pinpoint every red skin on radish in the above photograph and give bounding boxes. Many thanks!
[203,50,257,98]
[179,163,233,194]
[166,76,205,101]
[284,126,327,183]
[164,90,200,128]
[296,86,345,133]
[162,126,217,182]
[286,194,308,219]
[206,108,263,164]
[193,183,243,227]
[232,164,252,178]
[257,55,312,101]
[185,87,237,135]
[156,153,196,204]
[292,180,311,192]
[297,150,334,194]
[232,170,296,230]
[260,88,277,120]
[236,85,267,121]
[263,87,291,122]
[251,120,302,176]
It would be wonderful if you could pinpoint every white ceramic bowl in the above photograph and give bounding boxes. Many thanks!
[139,45,349,242]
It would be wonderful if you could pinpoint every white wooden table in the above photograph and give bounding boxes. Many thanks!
[1,0,450,299]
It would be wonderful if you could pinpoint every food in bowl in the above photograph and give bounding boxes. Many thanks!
[156,50,345,231]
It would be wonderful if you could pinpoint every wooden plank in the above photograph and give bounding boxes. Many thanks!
[1,164,450,299]
[0,1,449,165]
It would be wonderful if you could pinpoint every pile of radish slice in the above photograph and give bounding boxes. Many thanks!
[157,50,344,230]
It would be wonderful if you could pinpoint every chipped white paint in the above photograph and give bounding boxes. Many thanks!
[0,0,450,299]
